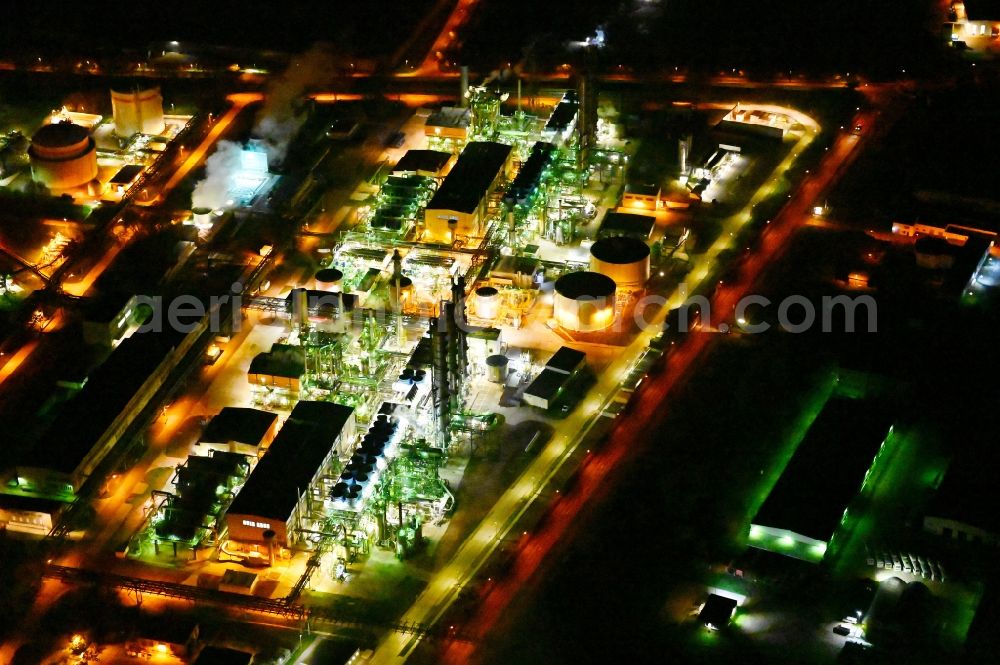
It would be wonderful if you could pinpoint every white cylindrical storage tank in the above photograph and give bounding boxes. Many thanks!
[485,354,509,383]
[475,285,500,320]
[29,122,98,191]
[192,206,212,228]
[589,236,650,289]
[553,271,616,332]
[315,267,344,293]
[111,86,165,137]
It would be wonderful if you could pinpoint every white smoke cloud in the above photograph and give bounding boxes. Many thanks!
[189,43,341,210]
[252,43,340,165]
[191,140,243,210]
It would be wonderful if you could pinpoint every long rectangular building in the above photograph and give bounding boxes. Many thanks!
[749,398,893,562]
[224,401,355,548]
[423,141,512,244]
[10,326,202,497]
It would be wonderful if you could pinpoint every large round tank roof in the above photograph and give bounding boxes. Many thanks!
[590,236,650,264]
[554,271,616,299]
[476,286,499,297]
[486,354,509,367]
[31,122,89,149]
[315,268,344,283]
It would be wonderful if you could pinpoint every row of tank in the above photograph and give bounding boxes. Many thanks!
[328,412,401,510]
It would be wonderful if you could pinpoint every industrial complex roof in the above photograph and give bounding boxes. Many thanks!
[248,344,305,379]
[598,211,656,240]
[507,141,555,203]
[524,368,570,404]
[201,407,278,447]
[926,449,1000,536]
[426,141,512,214]
[425,106,471,130]
[20,330,184,476]
[393,149,452,175]
[226,401,353,523]
[554,271,617,299]
[753,397,891,542]
[590,236,651,264]
[753,398,892,543]
[546,346,587,375]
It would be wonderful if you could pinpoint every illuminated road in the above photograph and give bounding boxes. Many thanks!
[152,92,263,204]
[61,237,127,297]
[0,339,38,387]
[365,104,844,663]
[405,0,478,77]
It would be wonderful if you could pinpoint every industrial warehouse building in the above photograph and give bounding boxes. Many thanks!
[423,141,513,244]
[197,407,280,458]
[598,211,657,241]
[224,401,356,549]
[924,451,1000,547]
[523,346,588,409]
[247,343,306,393]
[749,398,893,563]
[10,327,203,497]
[424,106,471,141]
[392,149,453,178]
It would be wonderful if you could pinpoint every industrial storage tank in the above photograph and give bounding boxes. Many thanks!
[475,285,500,320]
[589,236,650,289]
[111,86,165,137]
[485,354,509,383]
[28,122,98,191]
[315,267,344,292]
[553,271,616,332]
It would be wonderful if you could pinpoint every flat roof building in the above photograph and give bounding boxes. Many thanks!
[424,106,471,141]
[621,183,661,212]
[523,346,588,409]
[224,401,355,548]
[393,149,453,178]
[11,328,199,497]
[198,407,280,458]
[924,451,1000,547]
[598,211,657,240]
[749,398,893,562]
[247,344,305,393]
[424,141,512,244]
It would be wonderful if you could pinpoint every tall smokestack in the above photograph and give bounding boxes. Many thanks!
[679,134,692,175]
[459,66,470,108]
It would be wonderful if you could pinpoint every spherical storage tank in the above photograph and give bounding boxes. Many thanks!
[589,236,650,289]
[29,122,98,190]
[553,271,616,332]
[111,86,165,137]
